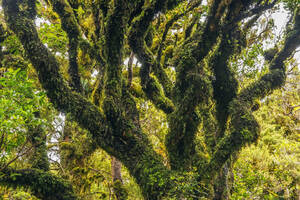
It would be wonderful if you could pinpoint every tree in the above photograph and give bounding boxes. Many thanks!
[1,0,300,199]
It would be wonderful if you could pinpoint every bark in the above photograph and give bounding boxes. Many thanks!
[111,156,127,200]
[111,157,122,183]
[2,0,300,199]
[28,112,50,171]
[50,0,83,93]
[0,168,77,200]
[2,1,174,198]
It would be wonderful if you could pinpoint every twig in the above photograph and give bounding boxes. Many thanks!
[0,139,32,171]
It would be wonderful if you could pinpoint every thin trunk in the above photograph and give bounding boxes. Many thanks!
[111,156,122,182]
[28,112,50,171]
[111,156,127,200]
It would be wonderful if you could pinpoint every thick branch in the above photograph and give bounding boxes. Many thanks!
[104,0,127,97]
[50,0,83,93]
[210,35,238,145]
[166,42,213,170]
[209,0,253,141]
[0,168,77,200]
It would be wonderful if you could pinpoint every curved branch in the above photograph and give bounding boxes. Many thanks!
[157,1,202,63]
[204,7,300,178]
[128,0,175,113]
[240,8,300,103]
[233,0,278,25]
[203,98,260,178]
[191,0,229,62]
[222,1,278,34]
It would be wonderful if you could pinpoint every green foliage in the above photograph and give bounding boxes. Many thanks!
[0,68,49,164]
[282,0,300,11]
[38,22,68,55]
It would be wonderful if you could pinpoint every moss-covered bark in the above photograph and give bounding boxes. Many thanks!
[0,168,77,200]
[2,0,175,198]
[3,0,300,199]
[50,0,83,93]
[211,34,239,138]
[128,0,176,114]
[27,112,50,171]
[205,7,300,180]
[165,0,231,170]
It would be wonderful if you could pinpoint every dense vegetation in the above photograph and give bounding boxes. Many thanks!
[0,0,299,199]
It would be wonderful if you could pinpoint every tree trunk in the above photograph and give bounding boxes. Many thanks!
[111,156,127,200]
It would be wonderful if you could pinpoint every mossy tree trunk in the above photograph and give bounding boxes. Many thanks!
[27,112,50,172]
[2,0,300,199]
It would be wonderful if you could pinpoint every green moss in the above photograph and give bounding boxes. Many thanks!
[27,114,50,172]
[128,0,175,114]
[140,73,175,113]
[129,82,145,98]
[113,180,128,200]
[166,40,213,170]
[50,0,82,92]
[0,168,77,200]
[4,0,299,199]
